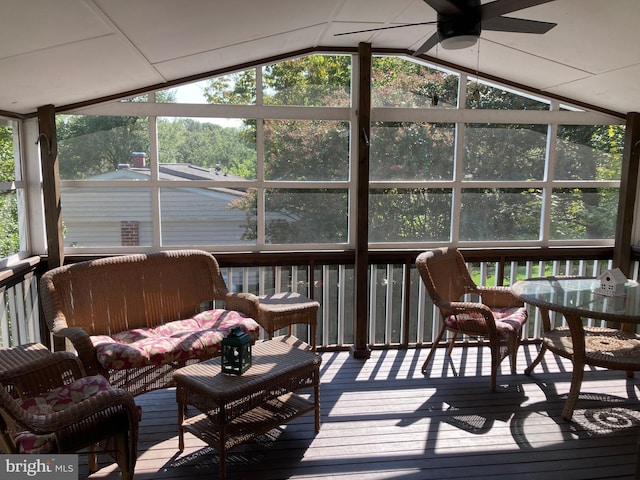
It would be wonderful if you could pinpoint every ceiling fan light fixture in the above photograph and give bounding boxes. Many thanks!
[440,34,478,49]
[437,3,481,50]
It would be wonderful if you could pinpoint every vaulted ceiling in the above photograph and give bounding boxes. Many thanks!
[1,0,638,117]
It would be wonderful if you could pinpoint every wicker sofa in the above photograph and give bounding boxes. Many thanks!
[39,250,260,397]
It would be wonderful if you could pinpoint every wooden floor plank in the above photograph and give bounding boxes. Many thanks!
[79,344,640,479]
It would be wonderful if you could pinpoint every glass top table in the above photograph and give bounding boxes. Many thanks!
[511,276,640,420]
[511,276,640,321]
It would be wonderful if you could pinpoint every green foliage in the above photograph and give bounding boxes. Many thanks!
[157,118,256,177]
[203,56,353,242]
[372,57,459,107]
[0,126,15,182]
[0,125,19,257]
[264,55,351,106]
[204,71,256,104]
[57,115,149,179]
[264,120,349,181]
[0,193,19,257]
[369,188,451,242]
[467,81,550,110]
[370,122,455,180]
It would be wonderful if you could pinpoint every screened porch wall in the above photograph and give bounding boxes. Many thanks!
[0,250,629,350]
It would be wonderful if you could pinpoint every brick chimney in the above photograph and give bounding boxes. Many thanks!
[120,221,139,246]
[132,152,146,168]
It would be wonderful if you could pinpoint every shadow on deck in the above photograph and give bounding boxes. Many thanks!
[81,344,640,479]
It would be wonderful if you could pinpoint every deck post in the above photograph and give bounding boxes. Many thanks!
[613,111,640,276]
[352,42,372,359]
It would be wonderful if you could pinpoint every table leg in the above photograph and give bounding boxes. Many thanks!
[310,323,317,352]
[562,314,586,421]
[524,344,547,375]
[314,375,321,433]
[218,424,226,480]
[524,308,551,375]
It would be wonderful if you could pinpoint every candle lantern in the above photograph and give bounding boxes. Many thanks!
[221,326,252,375]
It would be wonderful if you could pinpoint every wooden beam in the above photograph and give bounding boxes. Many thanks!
[38,105,64,269]
[613,112,640,276]
[352,43,372,359]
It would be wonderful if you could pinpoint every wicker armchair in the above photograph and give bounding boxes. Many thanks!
[417,248,528,391]
[0,350,138,480]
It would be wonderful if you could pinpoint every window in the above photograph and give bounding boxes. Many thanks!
[0,118,26,260]
[56,53,624,252]
[370,60,623,248]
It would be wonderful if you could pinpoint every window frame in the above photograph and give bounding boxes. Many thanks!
[56,53,624,254]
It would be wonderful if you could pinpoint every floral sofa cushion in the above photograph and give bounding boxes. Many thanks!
[14,375,113,453]
[444,306,528,338]
[90,309,259,370]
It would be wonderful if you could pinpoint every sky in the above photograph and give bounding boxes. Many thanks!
[172,82,241,127]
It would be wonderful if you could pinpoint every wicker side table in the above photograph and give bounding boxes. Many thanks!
[174,337,321,479]
[257,292,319,350]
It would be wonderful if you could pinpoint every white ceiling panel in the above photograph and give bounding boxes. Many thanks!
[0,0,638,115]
[0,35,163,112]
[547,63,640,115]
[333,0,418,23]
[0,0,111,59]
[482,0,640,74]
[95,0,341,64]
[428,38,592,93]
[154,24,327,80]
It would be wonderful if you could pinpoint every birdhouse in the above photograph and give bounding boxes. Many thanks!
[594,268,627,297]
[221,326,252,375]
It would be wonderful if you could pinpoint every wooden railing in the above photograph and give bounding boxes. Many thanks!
[0,257,42,348]
[216,248,620,349]
[1,247,633,351]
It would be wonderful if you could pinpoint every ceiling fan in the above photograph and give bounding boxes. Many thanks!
[335,0,558,55]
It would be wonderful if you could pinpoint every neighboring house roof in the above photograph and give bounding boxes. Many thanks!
[90,163,246,182]
[157,163,242,182]
[87,163,247,197]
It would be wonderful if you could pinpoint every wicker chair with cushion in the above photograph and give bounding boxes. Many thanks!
[417,248,528,391]
[0,350,138,480]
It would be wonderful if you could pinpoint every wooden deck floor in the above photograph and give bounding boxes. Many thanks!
[80,344,640,479]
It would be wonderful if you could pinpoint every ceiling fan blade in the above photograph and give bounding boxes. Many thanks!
[480,0,557,20]
[414,32,440,56]
[482,16,557,34]
[334,21,436,36]
[423,0,461,15]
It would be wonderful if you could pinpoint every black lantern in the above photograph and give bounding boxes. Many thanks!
[221,326,252,375]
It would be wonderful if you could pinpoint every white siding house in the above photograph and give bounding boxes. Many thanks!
[61,164,253,248]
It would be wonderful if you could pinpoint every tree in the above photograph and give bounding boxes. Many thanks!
[208,54,624,244]
[157,118,256,178]
[0,125,19,257]
[56,91,177,179]
[205,55,352,243]
[57,115,149,179]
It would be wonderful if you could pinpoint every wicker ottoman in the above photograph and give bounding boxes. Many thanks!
[174,336,321,479]
[258,292,319,350]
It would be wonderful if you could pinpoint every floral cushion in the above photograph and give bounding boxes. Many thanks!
[13,375,113,454]
[444,306,528,338]
[90,309,259,370]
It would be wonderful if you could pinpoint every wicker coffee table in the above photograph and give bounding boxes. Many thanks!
[174,336,321,479]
